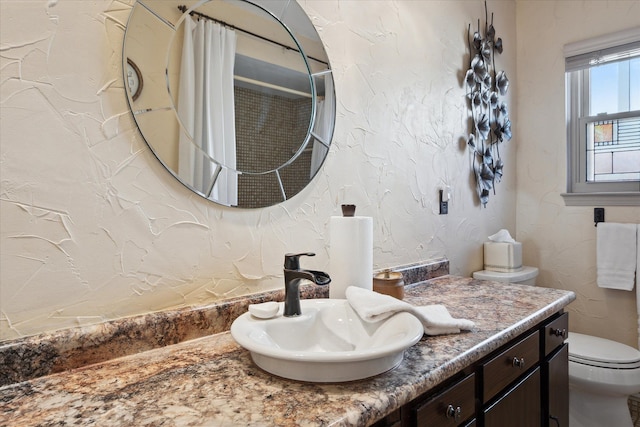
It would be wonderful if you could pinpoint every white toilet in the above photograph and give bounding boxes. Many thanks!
[565,332,640,427]
[472,266,539,285]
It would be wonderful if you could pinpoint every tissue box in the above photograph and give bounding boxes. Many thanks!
[484,242,523,272]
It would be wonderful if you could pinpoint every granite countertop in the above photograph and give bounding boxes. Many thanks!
[0,275,575,427]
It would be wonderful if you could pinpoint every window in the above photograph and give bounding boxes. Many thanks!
[563,28,640,206]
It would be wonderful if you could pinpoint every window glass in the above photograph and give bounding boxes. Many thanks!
[585,58,640,184]
[563,32,640,204]
[586,117,640,182]
[590,58,640,114]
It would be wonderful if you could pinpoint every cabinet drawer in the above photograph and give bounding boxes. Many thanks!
[415,373,475,426]
[482,330,540,403]
[543,312,568,356]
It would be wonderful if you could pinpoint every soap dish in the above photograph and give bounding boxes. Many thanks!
[248,302,280,319]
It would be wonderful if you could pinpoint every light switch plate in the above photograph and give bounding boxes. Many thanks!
[439,189,449,214]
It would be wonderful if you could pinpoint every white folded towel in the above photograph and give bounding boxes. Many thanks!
[597,222,638,291]
[345,286,475,336]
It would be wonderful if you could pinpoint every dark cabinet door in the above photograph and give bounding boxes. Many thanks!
[484,367,541,427]
[545,344,569,427]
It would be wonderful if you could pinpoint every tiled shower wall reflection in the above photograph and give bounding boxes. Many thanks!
[235,87,312,208]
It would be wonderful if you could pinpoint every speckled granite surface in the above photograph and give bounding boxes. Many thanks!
[0,259,449,386]
[0,274,574,427]
[0,286,328,387]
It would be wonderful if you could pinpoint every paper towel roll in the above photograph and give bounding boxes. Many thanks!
[329,216,373,299]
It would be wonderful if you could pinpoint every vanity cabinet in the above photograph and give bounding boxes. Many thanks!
[375,311,568,427]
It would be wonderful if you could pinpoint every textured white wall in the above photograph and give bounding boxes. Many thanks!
[0,0,517,340]
[515,0,640,348]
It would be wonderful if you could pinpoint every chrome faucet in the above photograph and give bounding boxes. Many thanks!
[283,252,331,317]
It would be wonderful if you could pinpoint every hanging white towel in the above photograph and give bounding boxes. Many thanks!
[636,224,640,349]
[637,224,640,289]
[345,286,475,336]
[597,222,638,291]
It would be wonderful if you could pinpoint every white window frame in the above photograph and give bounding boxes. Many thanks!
[563,27,640,206]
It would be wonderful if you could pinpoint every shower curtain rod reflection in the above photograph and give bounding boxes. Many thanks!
[234,75,312,98]
[177,5,328,66]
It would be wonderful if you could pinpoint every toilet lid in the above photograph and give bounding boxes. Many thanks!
[567,332,640,369]
[472,266,538,283]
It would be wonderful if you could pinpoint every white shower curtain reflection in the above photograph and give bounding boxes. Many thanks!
[310,74,334,178]
[178,18,238,206]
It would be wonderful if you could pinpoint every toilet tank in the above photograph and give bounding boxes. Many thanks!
[472,266,539,286]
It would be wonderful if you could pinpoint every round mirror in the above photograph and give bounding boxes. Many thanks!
[123,0,335,208]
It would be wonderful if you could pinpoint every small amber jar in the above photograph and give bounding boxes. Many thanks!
[373,270,405,299]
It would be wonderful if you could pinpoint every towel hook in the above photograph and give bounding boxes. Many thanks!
[594,207,605,227]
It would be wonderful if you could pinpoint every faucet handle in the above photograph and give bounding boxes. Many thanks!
[284,252,315,270]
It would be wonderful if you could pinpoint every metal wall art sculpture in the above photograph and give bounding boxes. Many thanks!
[465,2,511,207]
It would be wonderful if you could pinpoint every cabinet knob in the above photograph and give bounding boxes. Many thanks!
[552,328,567,338]
[512,357,525,369]
[446,404,462,421]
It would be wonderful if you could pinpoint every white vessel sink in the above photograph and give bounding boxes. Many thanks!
[230,299,423,382]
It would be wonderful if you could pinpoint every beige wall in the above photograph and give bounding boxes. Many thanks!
[0,0,518,340]
[5,1,639,347]
[515,0,640,348]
